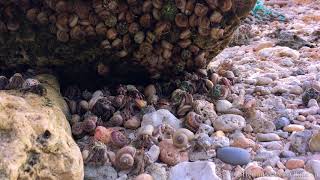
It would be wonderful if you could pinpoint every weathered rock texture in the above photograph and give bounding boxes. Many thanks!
[0,74,83,180]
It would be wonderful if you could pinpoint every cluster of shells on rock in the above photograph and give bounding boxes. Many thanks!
[0,0,256,77]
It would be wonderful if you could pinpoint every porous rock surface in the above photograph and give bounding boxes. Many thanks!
[0,74,83,180]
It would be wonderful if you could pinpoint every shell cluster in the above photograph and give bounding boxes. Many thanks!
[0,0,256,77]
[0,73,47,96]
[61,60,247,177]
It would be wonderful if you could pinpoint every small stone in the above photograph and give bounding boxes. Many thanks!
[306,160,320,179]
[134,173,153,180]
[280,150,296,158]
[159,139,188,166]
[217,147,250,166]
[290,130,313,154]
[306,115,316,122]
[168,162,220,180]
[286,169,315,180]
[213,114,246,132]
[277,161,286,169]
[257,133,281,142]
[280,58,294,67]
[231,136,256,149]
[254,41,274,51]
[256,77,273,86]
[260,141,283,150]
[309,132,320,152]
[215,100,233,113]
[84,165,117,180]
[264,166,276,176]
[289,85,304,95]
[145,145,160,163]
[258,46,300,60]
[142,109,182,129]
[274,117,291,130]
[189,151,214,161]
[145,163,167,180]
[296,115,306,122]
[308,99,319,108]
[254,177,284,180]
[286,159,305,170]
[211,135,230,148]
[284,124,305,132]
[245,162,264,178]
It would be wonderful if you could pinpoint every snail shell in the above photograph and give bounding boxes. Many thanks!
[172,128,195,148]
[111,131,129,148]
[115,146,136,170]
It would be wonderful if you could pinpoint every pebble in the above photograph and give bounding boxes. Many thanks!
[286,169,315,180]
[258,46,300,60]
[254,177,284,180]
[141,109,182,129]
[145,163,167,180]
[289,85,304,95]
[290,130,313,154]
[286,159,305,170]
[254,41,274,51]
[274,117,291,130]
[309,132,320,152]
[280,150,296,158]
[260,141,283,150]
[306,160,320,179]
[257,133,281,142]
[231,136,256,149]
[283,124,305,132]
[296,115,306,122]
[213,114,246,132]
[256,77,273,86]
[168,162,220,180]
[216,147,250,166]
[215,100,233,113]
[211,135,230,148]
[134,174,153,180]
[145,145,160,163]
[84,165,117,180]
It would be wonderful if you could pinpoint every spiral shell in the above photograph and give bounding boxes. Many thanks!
[57,30,69,42]
[115,146,136,170]
[111,131,129,148]
[185,111,203,132]
[173,128,194,148]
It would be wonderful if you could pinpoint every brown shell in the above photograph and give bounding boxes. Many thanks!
[74,0,90,19]
[185,111,203,132]
[56,30,69,42]
[26,8,39,22]
[115,146,136,170]
[37,11,49,25]
[110,131,129,148]
[194,3,208,17]
[70,25,85,40]
[175,13,188,28]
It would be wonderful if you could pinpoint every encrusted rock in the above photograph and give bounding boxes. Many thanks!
[0,74,83,180]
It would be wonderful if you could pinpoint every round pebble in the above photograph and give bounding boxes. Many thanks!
[217,147,250,166]
[283,124,305,132]
[286,159,305,170]
[274,117,290,130]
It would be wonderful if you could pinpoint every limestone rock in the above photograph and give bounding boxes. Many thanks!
[213,114,246,132]
[168,162,221,180]
[0,74,83,180]
[258,46,300,60]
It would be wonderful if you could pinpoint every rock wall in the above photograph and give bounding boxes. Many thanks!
[0,74,83,180]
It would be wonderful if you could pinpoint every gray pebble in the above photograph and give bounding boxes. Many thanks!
[217,147,250,166]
